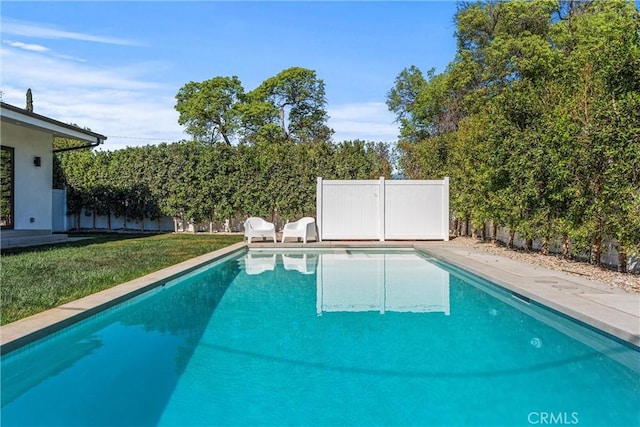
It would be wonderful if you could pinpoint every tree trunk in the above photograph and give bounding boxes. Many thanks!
[508,231,515,249]
[562,233,570,259]
[454,218,460,237]
[280,107,288,138]
[492,223,498,245]
[618,242,628,273]
[590,235,602,265]
[173,217,179,233]
[525,239,533,252]
[541,237,549,256]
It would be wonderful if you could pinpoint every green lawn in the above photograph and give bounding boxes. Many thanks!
[0,233,244,325]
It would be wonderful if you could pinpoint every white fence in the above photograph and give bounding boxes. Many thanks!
[478,221,640,273]
[68,209,175,232]
[51,189,175,232]
[316,177,450,241]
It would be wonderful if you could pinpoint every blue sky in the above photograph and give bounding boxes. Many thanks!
[1,1,459,151]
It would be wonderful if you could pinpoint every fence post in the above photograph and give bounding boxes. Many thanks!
[316,176,323,242]
[443,177,450,241]
[379,176,385,242]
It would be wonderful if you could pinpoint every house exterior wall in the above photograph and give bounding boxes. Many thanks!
[1,122,53,231]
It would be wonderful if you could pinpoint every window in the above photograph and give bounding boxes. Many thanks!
[1,146,15,229]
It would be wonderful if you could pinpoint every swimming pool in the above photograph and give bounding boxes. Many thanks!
[2,249,639,426]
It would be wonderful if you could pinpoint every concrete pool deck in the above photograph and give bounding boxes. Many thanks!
[2,239,638,355]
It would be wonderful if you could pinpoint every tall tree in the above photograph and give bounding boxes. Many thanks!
[175,76,245,145]
[387,66,428,142]
[390,0,640,265]
[246,67,333,144]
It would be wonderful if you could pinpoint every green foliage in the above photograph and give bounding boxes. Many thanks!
[0,147,13,225]
[175,76,244,145]
[56,140,394,231]
[248,67,333,144]
[176,67,333,146]
[333,140,392,180]
[388,0,640,262]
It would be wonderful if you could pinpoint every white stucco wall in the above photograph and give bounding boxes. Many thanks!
[1,122,53,230]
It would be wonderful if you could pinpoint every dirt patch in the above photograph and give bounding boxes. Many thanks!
[450,237,640,294]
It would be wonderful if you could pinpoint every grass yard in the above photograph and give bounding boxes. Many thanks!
[0,233,244,325]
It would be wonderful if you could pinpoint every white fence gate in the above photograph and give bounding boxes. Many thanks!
[316,177,449,241]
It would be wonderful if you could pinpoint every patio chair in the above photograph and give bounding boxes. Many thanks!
[244,217,276,243]
[281,217,317,243]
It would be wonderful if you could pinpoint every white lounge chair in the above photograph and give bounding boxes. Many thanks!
[281,217,317,243]
[244,217,276,243]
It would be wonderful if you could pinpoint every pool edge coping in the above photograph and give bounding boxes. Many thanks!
[0,241,248,355]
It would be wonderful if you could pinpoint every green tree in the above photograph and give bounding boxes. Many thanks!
[175,76,245,145]
[246,67,333,144]
[390,0,640,268]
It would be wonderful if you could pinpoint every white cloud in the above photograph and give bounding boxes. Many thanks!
[1,46,185,151]
[3,40,50,52]
[1,48,162,91]
[2,19,139,46]
[329,102,399,143]
[3,38,86,62]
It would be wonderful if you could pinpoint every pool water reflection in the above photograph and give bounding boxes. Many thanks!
[2,249,639,427]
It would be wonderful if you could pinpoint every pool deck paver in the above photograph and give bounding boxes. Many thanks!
[2,239,639,354]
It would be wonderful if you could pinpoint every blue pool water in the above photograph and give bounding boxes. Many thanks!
[2,249,639,426]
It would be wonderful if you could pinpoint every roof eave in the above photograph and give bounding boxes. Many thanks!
[0,102,107,145]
